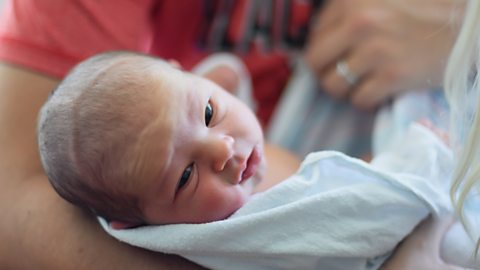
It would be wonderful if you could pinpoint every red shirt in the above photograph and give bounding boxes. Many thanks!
[0,0,319,125]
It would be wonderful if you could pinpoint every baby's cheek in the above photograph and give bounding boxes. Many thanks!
[203,189,245,221]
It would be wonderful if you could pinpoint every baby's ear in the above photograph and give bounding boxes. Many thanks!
[109,220,141,230]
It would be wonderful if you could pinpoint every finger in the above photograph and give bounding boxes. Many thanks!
[306,6,389,76]
[320,59,356,99]
[319,39,388,99]
[350,77,392,110]
[305,17,366,76]
[350,65,406,110]
[310,0,344,34]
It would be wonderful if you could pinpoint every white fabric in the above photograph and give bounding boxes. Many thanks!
[100,124,476,270]
[192,53,256,110]
[373,89,449,156]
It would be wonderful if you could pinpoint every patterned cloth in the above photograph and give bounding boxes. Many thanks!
[267,59,375,158]
[373,89,449,155]
[268,58,449,159]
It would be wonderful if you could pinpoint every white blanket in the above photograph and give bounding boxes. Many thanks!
[100,125,475,270]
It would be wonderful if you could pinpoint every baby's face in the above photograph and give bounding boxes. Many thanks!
[133,59,266,224]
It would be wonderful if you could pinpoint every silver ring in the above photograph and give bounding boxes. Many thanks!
[336,60,358,86]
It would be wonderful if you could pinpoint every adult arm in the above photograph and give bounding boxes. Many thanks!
[381,216,473,270]
[305,0,464,110]
[0,63,204,270]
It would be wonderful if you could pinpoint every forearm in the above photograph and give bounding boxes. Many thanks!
[0,177,203,270]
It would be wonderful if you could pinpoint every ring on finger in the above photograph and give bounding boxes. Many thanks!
[336,60,358,87]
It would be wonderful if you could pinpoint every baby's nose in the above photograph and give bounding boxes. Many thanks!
[210,135,235,172]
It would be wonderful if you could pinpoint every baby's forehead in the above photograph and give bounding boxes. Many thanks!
[107,56,161,80]
[105,56,183,114]
[112,56,183,87]
[95,57,163,95]
[92,54,192,117]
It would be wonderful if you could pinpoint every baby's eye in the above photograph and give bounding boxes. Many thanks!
[205,101,214,127]
[177,163,193,192]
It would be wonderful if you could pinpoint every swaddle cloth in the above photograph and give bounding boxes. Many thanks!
[99,124,474,270]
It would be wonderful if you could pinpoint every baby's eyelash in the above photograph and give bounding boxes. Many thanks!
[205,100,214,126]
[177,163,193,193]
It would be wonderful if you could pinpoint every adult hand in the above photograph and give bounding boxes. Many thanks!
[381,216,472,270]
[305,0,463,110]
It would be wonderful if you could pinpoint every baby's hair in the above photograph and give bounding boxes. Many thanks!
[38,51,168,224]
[444,0,480,253]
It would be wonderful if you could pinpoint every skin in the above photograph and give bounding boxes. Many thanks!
[117,59,270,225]
[305,0,463,110]
[0,59,298,269]
[381,216,473,270]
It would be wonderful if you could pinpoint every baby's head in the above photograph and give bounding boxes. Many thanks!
[38,52,266,228]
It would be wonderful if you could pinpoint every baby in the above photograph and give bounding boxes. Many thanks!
[38,51,288,229]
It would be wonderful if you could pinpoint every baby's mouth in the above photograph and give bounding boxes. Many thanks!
[240,145,261,183]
